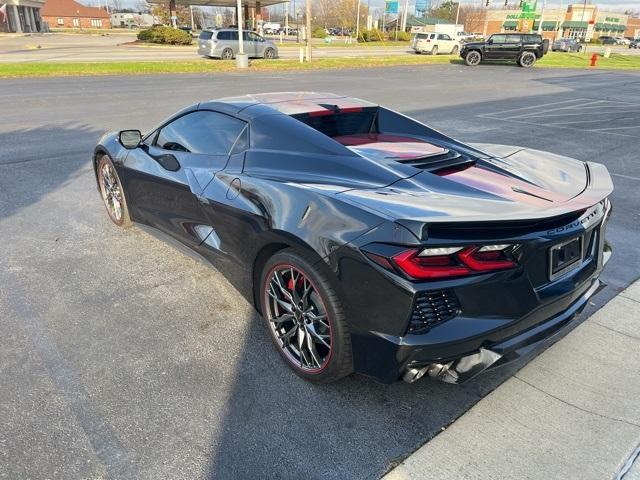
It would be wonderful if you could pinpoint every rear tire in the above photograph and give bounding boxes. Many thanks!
[518,51,537,68]
[259,249,353,383]
[221,48,234,60]
[464,50,481,66]
[430,45,438,55]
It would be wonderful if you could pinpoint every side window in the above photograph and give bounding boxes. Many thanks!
[505,35,522,43]
[199,31,213,40]
[229,30,238,41]
[490,34,506,43]
[438,34,451,40]
[156,111,247,155]
[248,32,264,42]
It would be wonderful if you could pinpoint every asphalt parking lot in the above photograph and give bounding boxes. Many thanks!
[1,65,639,479]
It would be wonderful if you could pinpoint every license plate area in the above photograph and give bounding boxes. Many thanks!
[549,236,584,281]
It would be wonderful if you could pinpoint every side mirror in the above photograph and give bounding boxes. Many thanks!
[119,130,142,149]
[487,38,493,44]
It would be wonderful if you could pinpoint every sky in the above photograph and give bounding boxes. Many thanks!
[85,0,640,14]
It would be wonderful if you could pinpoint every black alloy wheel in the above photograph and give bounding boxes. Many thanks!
[464,50,481,66]
[260,250,352,383]
[518,51,537,68]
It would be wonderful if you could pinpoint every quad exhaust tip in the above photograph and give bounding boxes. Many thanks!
[402,348,502,384]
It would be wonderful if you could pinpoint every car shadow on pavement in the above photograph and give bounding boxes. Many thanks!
[204,310,518,480]
[0,124,101,222]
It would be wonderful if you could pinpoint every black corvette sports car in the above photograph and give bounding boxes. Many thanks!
[93,93,613,384]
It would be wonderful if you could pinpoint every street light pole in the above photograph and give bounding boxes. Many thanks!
[305,0,311,61]
[236,0,248,68]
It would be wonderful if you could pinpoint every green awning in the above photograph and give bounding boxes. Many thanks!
[593,22,626,32]
[541,21,559,29]
[561,21,588,28]
[503,20,518,27]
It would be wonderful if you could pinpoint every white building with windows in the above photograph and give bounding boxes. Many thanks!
[0,0,46,33]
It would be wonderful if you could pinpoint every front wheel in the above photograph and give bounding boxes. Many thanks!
[263,47,276,59]
[260,249,353,383]
[97,154,131,228]
[518,51,537,68]
[464,50,481,66]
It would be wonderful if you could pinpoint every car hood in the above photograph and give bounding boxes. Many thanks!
[332,143,613,228]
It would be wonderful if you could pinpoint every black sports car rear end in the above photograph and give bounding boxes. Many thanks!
[92,93,613,384]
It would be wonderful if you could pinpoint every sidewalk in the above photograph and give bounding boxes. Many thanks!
[385,280,640,480]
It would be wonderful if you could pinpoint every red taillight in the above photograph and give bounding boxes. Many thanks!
[391,246,516,280]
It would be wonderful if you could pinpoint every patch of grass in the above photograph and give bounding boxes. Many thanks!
[0,55,453,78]
[0,51,637,78]
[537,51,640,69]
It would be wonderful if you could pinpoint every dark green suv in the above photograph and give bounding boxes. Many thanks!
[460,33,549,68]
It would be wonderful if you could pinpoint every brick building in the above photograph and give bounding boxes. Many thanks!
[0,0,46,33]
[40,0,110,29]
[463,3,635,41]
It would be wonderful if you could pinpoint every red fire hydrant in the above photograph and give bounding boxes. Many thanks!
[590,53,598,67]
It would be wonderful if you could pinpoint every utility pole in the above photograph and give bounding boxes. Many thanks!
[355,0,361,41]
[305,0,311,61]
[190,5,194,30]
[455,1,460,26]
[236,0,248,68]
[401,0,409,32]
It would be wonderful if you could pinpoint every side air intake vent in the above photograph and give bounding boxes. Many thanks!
[395,148,474,172]
[408,290,461,334]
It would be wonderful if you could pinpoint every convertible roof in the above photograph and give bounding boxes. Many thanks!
[200,92,377,118]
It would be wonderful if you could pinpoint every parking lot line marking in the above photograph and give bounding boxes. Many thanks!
[611,173,640,182]
[588,125,640,132]
[483,116,636,138]
[514,109,640,119]
[476,98,588,118]
[502,100,607,119]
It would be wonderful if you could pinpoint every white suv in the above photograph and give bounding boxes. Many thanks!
[412,32,460,55]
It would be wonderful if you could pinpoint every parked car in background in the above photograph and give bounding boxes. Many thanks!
[461,33,549,67]
[599,36,617,45]
[262,22,281,34]
[412,32,460,55]
[198,29,278,59]
[614,36,630,45]
[456,31,475,42]
[630,39,639,49]
[552,38,583,52]
[178,26,192,36]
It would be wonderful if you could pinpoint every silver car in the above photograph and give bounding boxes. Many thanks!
[198,29,278,60]
[552,38,582,52]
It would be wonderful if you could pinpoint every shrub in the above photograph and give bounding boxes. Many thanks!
[312,26,328,38]
[137,26,192,45]
[395,31,411,41]
[359,29,384,42]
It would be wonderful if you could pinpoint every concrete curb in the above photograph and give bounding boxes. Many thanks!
[384,280,640,480]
